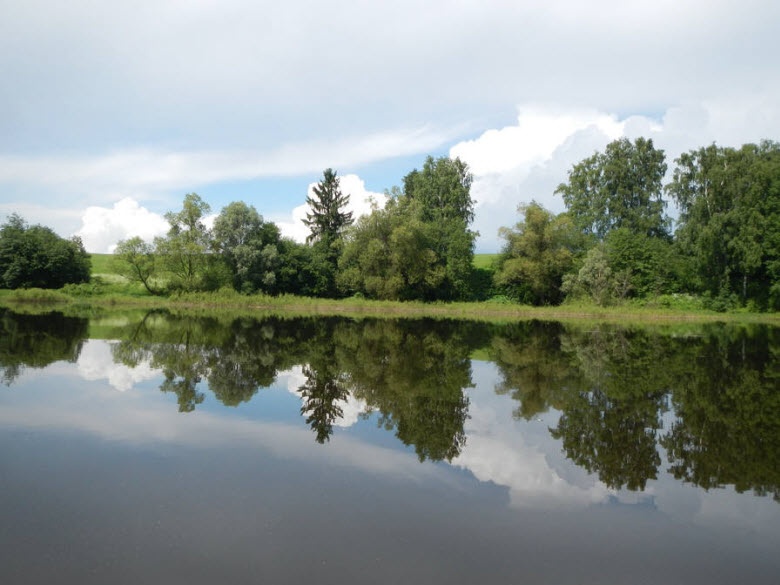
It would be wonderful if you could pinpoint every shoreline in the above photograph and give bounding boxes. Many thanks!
[2,289,779,325]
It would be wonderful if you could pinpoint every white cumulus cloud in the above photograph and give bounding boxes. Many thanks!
[454,97,780,252]
[75,197,170,254]
[451,106,624,177]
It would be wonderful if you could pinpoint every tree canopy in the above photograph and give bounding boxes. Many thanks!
[667,140,780,309]
[494,203,586,305]
[556,137,669,239]
[212,201,281,293]
[154,193,217,292]
[0,214,90,289]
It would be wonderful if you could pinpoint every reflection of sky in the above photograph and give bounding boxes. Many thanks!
[77,340,161,392]
[3,341,779,540]
[460,360,780,536]
[454,361,614,508]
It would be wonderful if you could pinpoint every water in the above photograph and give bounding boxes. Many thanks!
[1,307,778,584]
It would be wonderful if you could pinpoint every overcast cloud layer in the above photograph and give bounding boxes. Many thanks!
[1,1,779,252]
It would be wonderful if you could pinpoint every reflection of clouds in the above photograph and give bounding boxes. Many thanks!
[0,382,445,486]
[77,340,160,392]
[454,362,614,508]
[456,361,780,536]
[275,365,372,429]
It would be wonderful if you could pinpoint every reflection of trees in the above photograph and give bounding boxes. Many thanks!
[490,321,780,499]
[550,327,674,490]
[661,327,780,501]
[108,312,483,460]
[110,312,310,410]
[298,364,350,444]
[489,320,579,420]
[0,308,88,384]
[334,319,485,462]
[5,305,776,499]
[294,323,352,444]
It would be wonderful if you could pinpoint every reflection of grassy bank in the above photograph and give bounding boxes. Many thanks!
[1,287,779,325]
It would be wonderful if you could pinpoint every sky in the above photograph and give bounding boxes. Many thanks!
[1,0,779,253]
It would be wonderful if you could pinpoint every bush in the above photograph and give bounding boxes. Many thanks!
[0,215,90,289]
[703,291,739,313]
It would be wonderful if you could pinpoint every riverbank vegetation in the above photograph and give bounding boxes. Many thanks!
[2,138,779,314]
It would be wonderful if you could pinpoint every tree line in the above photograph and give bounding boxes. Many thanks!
[2,139,778,310]
[109,155,477,300]
[497,138,780,310]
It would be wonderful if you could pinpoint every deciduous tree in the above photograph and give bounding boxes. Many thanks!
[556,137,669,239]
[154,193,214,292]
[494,203,586,305]
[212,201,281,293]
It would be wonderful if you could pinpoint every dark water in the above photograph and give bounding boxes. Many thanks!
[1,307,778,584]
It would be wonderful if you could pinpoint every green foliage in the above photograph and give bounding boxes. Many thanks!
[468,266,496,301]
[338,198,445,300]
[562,245,616,306]
[403,156,474,224]
[494,203,587,305]
[8,288,71,303]
[661,326,780,500]
[398,156,478,300]
[604,228,678,297]
[0,308,88,384]
[338,178,485,301]
[114,236,159,294]
[276,238,337,297]
[667,141,780,308]
[5,305,776,497]
[648,294,704,312]
[556,137,669,239]
[212,201,282,293]
[154,193,214,292]
[303,168,353,245]
[102,311,483,459]
[0,214,91,289]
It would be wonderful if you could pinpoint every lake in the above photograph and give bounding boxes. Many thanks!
[1,307,778,584]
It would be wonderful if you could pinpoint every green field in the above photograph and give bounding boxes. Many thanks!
[473,254,500,270]
[90,253,117,275]
[89,253,128,284]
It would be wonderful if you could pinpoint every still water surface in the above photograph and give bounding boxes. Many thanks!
[1,308,778,584]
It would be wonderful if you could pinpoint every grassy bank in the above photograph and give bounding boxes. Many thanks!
[0,252,772,324]
[2,286,778,325]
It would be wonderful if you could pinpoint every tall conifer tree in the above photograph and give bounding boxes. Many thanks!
[303,169,353,244]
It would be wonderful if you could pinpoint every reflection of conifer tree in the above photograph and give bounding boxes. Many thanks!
[0,308,88,385]
[333,319,480,461]
[298,364,349,444]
